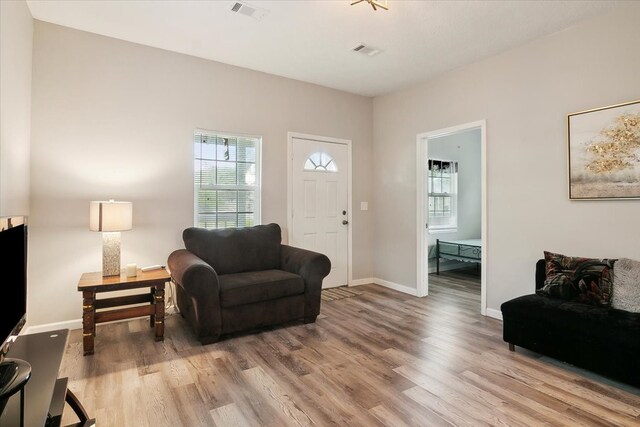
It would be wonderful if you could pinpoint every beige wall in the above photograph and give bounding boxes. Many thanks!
[30,21,373,326]
[373,5,640,314]
[0,0,33,216]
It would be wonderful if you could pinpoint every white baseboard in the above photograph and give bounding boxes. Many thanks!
[350,277,375,286]
[25,318,82,335]
[485,308,503,321]
[373,277,421,297]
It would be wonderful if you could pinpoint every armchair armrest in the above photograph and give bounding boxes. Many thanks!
[167,249,219,297]
[281,245,331,287]
[167,249,222,343]
[281,245,331,319]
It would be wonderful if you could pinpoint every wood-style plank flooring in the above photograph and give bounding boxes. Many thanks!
[60,269,640,426]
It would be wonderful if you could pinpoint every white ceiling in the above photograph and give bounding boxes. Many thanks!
[26,0,621,97]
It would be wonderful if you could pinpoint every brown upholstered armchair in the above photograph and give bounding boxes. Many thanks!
[167,223,331,344]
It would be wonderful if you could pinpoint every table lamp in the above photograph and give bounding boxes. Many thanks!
[89,200,132,277]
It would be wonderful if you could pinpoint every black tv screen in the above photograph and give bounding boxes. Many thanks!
[0,218,27,360]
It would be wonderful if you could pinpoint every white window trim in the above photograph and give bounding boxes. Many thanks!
[193,129,262,229]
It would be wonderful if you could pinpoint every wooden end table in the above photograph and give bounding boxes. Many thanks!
[77,268,170,356]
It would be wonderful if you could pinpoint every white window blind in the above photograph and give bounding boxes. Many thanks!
[194,130,261,229]
[428,159,458,231]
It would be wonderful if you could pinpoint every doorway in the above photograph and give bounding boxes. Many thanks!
[416,121,487,314]
[288,132,352,288]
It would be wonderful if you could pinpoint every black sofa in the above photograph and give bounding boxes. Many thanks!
[501,260,640,387]
[167,223,331,344]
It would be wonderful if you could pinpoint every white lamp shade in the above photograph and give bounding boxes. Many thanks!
[89,200,132,232]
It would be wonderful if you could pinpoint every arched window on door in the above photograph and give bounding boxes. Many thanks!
[304,152,338,172]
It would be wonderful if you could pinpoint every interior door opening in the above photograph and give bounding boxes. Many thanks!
[416,121,487,315]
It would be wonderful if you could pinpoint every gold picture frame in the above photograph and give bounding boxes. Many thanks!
[567,99,640,200]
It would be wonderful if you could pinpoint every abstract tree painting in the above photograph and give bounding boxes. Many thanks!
[568,100,640,199]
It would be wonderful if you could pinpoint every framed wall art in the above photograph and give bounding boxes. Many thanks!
[568,99,640,200]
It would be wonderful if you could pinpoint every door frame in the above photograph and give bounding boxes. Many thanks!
[416,120,487,315]
[287,132,353,286]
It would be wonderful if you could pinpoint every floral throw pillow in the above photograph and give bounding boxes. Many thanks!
[537,251,614,306]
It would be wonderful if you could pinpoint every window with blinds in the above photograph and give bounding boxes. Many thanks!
[194,130,261,229]
[428,159,458,231]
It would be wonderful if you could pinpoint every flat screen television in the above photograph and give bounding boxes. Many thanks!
[0,216,30,413]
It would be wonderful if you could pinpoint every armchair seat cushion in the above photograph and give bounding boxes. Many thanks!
[219,269,305,308]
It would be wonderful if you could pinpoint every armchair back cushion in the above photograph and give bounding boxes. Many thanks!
[183,223,282,275]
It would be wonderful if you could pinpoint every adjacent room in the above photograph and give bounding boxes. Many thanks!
[424,126,483,312]
[1,0,639,426]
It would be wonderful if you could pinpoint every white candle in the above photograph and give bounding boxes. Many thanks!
[126,263,137,277]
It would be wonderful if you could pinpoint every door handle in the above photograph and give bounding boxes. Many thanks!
[342,220,349,225]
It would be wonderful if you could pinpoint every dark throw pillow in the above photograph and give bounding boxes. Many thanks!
[537,251,614,306]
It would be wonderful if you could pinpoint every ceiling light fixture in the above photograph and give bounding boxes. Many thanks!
[351,0,388,11]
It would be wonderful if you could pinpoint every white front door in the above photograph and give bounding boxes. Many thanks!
[291,137,349,288]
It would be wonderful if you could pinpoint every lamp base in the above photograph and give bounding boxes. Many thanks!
[102,232,121,277]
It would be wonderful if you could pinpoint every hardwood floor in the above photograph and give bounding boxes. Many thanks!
[60,270,640,426]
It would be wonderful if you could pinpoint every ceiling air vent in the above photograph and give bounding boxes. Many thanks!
[230,1,268,20]
[352,43,381,57]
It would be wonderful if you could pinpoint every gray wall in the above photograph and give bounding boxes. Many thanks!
[372,5,640,314]
[29,21,374,326]
[0,0,33,216]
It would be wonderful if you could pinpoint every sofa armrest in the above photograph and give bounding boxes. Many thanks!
[281,245,331,319]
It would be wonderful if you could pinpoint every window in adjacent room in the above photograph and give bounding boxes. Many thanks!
[194,130,261,229]
[428,159,458,232]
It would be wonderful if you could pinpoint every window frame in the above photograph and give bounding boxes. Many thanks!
[427,158,458,233]
[193,129,262,229]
